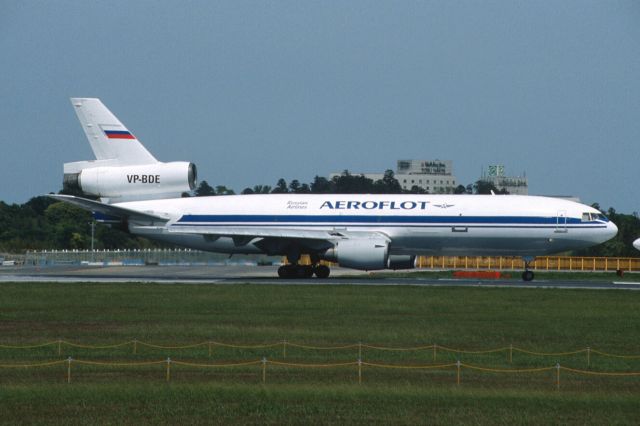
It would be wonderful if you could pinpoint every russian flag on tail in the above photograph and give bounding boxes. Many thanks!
[104,129,135,139]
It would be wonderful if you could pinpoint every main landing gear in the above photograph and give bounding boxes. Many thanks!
[522,257,535,282]
[278,250,330,279]
[277,264,330,279]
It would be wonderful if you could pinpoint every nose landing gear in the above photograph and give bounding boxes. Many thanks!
[522,257,535,281]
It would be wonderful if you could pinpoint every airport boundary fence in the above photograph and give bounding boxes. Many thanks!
[414,255,640,272]
[19,249,280,267]
[8,250,640,272]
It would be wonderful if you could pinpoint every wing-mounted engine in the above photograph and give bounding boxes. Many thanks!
[387,255,416,270]
[321,238,416,271]
[322,238,390,270]
[63,161,197,202]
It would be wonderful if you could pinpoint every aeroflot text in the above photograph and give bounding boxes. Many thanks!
[320,201,429,210]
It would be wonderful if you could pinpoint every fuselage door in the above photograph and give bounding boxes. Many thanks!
[555,210,568,233]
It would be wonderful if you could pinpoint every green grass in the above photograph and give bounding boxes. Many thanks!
[1,282,639,424]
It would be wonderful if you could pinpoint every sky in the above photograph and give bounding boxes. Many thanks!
[1,1,639,212]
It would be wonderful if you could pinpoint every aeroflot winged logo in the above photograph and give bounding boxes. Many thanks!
[320,200,430,210]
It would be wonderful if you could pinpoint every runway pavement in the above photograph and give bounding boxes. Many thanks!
[1,264,639,290]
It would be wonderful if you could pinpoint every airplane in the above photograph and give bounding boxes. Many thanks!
[50,98,618,281]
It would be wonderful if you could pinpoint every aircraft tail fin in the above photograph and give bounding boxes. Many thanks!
[64,98,196,203]
[70,98,157,165]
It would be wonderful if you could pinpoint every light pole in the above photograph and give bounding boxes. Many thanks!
[88,220,95,261]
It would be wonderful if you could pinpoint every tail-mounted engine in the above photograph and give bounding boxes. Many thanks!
[63,161,197,202]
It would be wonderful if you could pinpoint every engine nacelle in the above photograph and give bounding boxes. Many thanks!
[387,255,416,270]
[322,238,389,270]
[64,162,197,200]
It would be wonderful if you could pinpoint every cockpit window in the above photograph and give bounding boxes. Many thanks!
[582,212,609,222]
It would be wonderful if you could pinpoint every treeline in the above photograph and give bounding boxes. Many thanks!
[193,170,504,196]
[0,197,160,253]
[1,171,638,256]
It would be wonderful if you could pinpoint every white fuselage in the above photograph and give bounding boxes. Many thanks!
[119,194,617,257]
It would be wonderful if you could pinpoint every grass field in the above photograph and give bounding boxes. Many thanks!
[1,282,639,424]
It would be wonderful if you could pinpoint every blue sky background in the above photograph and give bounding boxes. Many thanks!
[1,1,639,212]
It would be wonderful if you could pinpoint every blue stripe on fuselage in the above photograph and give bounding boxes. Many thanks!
[174,214,593,226]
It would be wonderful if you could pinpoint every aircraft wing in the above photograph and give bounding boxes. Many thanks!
[48,194,169,223]
[167,225,388,243]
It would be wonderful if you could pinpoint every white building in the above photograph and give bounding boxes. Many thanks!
[480,165,528,195]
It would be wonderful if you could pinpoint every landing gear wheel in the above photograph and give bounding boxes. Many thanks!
[278,265,292,278]
[278,265,315,279]
[304,266,314,278]
[522,270,534,281]
[296,265,314,278]
[314,265,330,279]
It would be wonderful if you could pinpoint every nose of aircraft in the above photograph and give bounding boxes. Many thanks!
[605,221,618,242]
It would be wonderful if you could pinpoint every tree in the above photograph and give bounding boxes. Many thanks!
[253,185,272,194]
[44,202,92,249]
[289,180,310,193]
[408,185,427,194]
[195,180,216,196]
[25,196,57,216]
[289,179,301,193]
[332,170,375,193]
[474,180,502,194]
[454,185,467,194]
[310,176,334,193]
[215,185,235,195]
[299,183,311,193]
[372,169,402,193]
[271,179,289,194]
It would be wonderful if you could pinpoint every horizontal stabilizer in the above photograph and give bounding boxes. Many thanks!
[48,194,169,223]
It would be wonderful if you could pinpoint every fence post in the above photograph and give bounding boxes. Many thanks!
[67,357,72,384]
[358,342,362,360]
[262,357,267,384]
[556,363,560,390]
[456,360,461,385]
[166,357,171,382]
[358,358,362,385]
